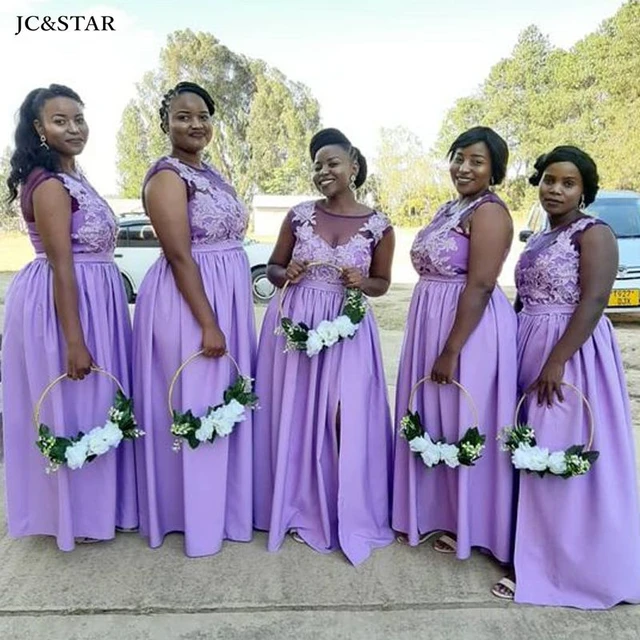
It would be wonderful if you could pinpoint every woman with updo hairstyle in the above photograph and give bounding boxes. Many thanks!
[253,127,396,565]
[492,146,640,607]
[392,126,517,566]
[132,81,256,557]
[2,84,138,549]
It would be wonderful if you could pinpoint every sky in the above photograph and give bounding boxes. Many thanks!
[0,0,627,196]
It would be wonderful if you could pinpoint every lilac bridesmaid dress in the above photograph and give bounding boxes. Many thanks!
[2,168,138,550]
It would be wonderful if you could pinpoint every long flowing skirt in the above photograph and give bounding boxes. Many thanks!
[392,275,517,562]
[133,243,256,557]
[2,253,137,550]
[513,305,640,608]
[253,280,394,566]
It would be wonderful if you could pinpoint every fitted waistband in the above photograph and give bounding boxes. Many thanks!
[191,240,244,253]
[35,252,114,263]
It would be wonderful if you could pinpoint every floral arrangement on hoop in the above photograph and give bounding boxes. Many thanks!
[35,368,143,473]
[169,351,258,451]
[499,382,599,479]
[400,377,485,469]
[277,261,367,357]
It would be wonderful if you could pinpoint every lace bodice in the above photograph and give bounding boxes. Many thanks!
[515,217,604,307]
[288,201,392,284]
[143,156,248,245]
[21,169,117,255]
[410,191,508,277]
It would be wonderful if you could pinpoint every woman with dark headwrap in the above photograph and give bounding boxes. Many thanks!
[253,128,396,565]
[392,127,517,565]
[132,82,256,557]
[492,146,640,607]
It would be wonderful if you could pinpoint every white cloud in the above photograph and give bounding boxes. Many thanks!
[0,5,161,195]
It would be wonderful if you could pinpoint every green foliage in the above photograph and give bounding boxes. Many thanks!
[0,145,20,230]
[436,1,640,194]
[115,30,321,200]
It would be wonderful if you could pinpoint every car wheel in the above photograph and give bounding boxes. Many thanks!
[251,266,276,304]
[121,275,135,304]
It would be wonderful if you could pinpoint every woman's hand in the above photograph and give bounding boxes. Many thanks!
[67,342,93,380]
[341,267,364,289]
[285,259,307,284]
[527,360,565,406]
[430,348,459,385]
[202,324,227,358]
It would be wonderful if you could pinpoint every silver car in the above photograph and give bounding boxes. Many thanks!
[114,214,277,304]
[520,190,640,314]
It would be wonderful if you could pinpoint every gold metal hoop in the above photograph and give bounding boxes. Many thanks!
[277,261,345,321]
[33,366,124,431]
[407,376,480,429]
[167,350,242,419]
[514,382,595,451]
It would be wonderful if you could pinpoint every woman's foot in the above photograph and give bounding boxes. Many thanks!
[395,532,431,545]
[290,530,306,545]
[491,576,516,600]
[433,533,457,554]
[75,537,101,545]
[116,526,139,533]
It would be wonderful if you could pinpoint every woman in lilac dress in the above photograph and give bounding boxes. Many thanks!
[133,82,255,557]
[2,84,137,550]
[492,146,640,607]
[253,128,395,565]
[392,127,517,563]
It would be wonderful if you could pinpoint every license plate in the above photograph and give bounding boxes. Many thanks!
[608,289,640,307]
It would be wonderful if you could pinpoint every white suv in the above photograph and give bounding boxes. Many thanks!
[114,214,277,304]
[520,191,640,314]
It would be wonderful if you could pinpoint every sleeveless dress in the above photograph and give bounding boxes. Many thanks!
[392,191,517,562]
[132,156,256,557]
[513,216,640,608]
[1,168,138,550]
[253,201,395,566]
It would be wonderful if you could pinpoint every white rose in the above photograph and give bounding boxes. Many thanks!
[223,399,246,423]
[409,436,430,453]
[65,441,89,470]
[86,427,111,456]
[195,414,216,442]
[305,330,324,357]
[439,443,460,469]
[102,421,124,448]
[333,315,357,339]
[420,440,442,467]
[512,444,534,470]
[315,320,340,347]
[548,451,568,475]
[211,407,235,437]
[527,445,551,471]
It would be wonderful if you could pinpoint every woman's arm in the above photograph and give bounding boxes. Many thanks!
[431,203,513,384]
[33,179,93,380]
[341,229,395,297]
[528,224,618,405]
[144,169,225,358]
[267,215,307,287]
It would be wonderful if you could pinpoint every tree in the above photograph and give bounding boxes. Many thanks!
[0,146,20,231]
[115,30,321,200]
[116,101,149,198]
[376,126,451,225]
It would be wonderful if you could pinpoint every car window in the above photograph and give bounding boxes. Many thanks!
[126,223,159,247]
[588,198,640,238]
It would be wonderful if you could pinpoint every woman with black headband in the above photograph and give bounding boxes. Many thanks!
[132,81,256,557]
[253,127,396,565]
[493,146,640,607]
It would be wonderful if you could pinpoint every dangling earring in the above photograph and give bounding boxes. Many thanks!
[349,174,357,193]
[489,176,495,191]
[39,134,49,150]
[579,194,586,211]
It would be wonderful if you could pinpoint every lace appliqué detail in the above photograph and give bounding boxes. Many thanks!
[59,174,117,253]
[290,203,387,284]
[516,218,597,307]
[164,157,248,244]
